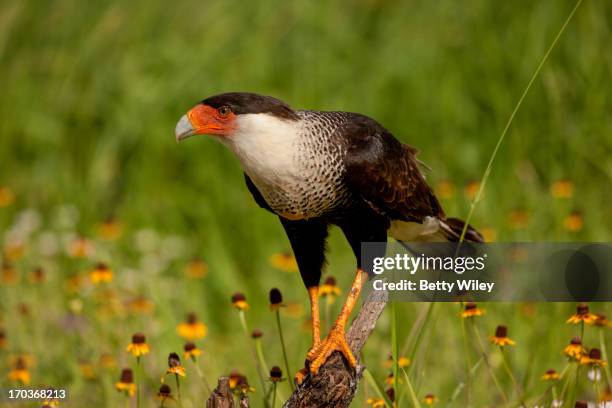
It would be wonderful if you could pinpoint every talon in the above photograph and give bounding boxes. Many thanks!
[294,367,308,386]
[306,340,322,361]
[307,326,356,375]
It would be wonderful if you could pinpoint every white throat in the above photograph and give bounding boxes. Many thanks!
[220,113,303,184]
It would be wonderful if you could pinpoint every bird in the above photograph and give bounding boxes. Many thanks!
[175,92,483,381]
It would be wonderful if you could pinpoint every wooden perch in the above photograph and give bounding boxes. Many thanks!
[283,289,388,408]
[207,376,235,408]
[205,289,388,408]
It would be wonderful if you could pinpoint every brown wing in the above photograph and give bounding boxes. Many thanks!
[341,117,444,223]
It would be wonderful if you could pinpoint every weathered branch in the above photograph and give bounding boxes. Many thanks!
[205,289,387,408]
[206,376,235,408]
[283,289,388,408]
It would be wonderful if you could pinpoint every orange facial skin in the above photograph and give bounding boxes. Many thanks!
[187,104,237,136]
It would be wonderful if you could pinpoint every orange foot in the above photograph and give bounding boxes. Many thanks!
[306,326,356,375]
[294,367,308,386]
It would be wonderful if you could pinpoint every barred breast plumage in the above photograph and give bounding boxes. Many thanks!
[227,111,355,220]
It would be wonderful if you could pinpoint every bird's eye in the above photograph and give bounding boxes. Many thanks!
[217,106,232,118]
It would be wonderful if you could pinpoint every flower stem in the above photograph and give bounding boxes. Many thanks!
[272,382,277,408]
[390,302,399,406]
[239,310,270,407]
[136,356,141,408]
[500,347,525,407]
[594,369,601,404]
[471,322,509,406]
[599,328,612,390]
[192,359,212,395]
[460,314,472,407]
[175,374,183,408]
[399,365,422,408]
[275,310,294,391]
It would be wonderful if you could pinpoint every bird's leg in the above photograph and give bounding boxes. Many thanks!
[307,269,367,375]
[295,286,322,385]
[308,286,321,351]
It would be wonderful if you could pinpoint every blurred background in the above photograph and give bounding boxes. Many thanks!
[0,0,611,406]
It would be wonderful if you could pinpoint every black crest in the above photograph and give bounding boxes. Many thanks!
[201,92,299,120]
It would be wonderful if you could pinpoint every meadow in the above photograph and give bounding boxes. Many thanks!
[0,0,611,406]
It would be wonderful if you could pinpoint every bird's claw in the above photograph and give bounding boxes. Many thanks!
[294,367,308,386]
[306,326,356,375]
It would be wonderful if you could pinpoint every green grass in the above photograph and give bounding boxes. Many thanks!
[0,0,611,406]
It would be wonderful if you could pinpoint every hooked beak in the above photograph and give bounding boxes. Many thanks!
[175,114,195,142]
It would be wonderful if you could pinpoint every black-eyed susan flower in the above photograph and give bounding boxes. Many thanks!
[183,342,201,361]
[18,303,30,318]
[283,302,305,319]
[231,292,249,311]
[8,357,30,384]
[99,353,116,369]
[0,186,15,207]
[68,237,93,258]
[176,312,207,340]
[115,368,136,396]
[3,240,24,262]
[79,361,96,380]
[269,252,298,272]
[490,325,515,347]
[89,262,113,284]
[564,337,585,360]
[229,370,245,390]
[320,276,341,302]
[508,209,529,230]
[157,383,173,403]
[541,369,560,381]
[269,288,283,311]
[269,366,284,382]
[423,393,437,405]
[97,218,123,241]
[550,179,574,199]
[367,388,394,407]
[593,314,612,328]
[566,303,597,324]
[235,377,255,396]
[65,274,85,293]
[461,302,485,318]
[185,258,208,279]
[0,329,6,349]
[385,354,410,368]
[366,397,385,407]
[385,372,402,385]
[464,181,481,201]
[41,400,60,408]
[574,401,587,408]
[1,262,18,284]
[435,180,456,200]
[228,370,255,395]
[126,333,150,357]
[563,211,583,232]
[581,348,607,367]
[480,226,497,242]
[29,267,45,284]
[251,329,263,339]
[127,296,154,315]
[167,353,186,377]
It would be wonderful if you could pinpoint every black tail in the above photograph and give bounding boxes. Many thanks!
[439,217,484,243]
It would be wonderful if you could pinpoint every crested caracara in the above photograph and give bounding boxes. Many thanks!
[175,92,482,380]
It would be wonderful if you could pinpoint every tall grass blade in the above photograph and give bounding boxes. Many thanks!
[458,0,583,243]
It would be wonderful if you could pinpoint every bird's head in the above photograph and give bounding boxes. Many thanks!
[175,92,299,142]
